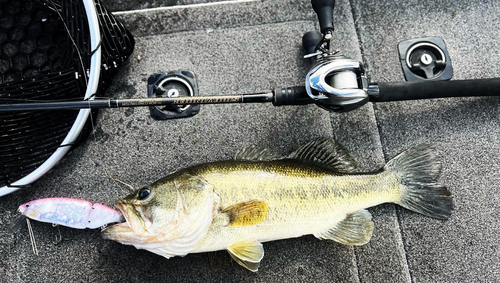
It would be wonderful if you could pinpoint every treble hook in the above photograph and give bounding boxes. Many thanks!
[54,225,63,245]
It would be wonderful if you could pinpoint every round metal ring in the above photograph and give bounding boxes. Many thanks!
[405,42,446,69]
[156,76,194,112]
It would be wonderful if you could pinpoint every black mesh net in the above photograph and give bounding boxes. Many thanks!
[0,0,135,188]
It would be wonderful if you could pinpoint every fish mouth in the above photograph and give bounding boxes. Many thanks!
[101,201,135,242]
[102,200,148,241]
[114,201,132,227]
[101,221,136,242]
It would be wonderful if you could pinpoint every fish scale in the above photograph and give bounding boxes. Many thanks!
[191,163,399,251]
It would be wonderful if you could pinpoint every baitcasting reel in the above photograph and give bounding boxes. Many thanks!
[304,52,369,112]
[302,0,369,112]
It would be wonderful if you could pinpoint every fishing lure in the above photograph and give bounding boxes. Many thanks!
[9,197,124,255]
[17,197,124,229]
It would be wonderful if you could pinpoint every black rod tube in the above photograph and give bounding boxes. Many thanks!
[0,93,275,112]
[370,78,500,102]
[311,0,335,33]
[273,86,312,106]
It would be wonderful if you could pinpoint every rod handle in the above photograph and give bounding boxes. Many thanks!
[273,86,312,106]
[311,0,335,33]
[370,78,500,102]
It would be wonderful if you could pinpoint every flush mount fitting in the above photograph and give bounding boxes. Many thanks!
[398,36,453,82]
[147,71,200,120]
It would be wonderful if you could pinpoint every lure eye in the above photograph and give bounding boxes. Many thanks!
[138,188,150,200]
[25,204,30,207]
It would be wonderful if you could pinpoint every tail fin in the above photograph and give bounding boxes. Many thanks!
[385,145,453,220]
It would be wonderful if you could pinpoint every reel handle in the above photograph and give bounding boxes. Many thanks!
[311,0,335,33]
[302,31,323,55]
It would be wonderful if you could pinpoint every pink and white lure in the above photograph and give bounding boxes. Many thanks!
[19,198,124,229]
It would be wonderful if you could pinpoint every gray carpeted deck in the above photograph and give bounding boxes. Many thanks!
[0,0,498,282]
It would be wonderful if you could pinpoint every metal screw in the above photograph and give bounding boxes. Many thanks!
[421,53,433,65]
[167,89,180,98]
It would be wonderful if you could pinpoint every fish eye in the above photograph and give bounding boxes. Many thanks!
[25,204,30,207]
[138,188,151,200]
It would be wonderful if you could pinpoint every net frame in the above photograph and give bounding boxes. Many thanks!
[0,0,131,196]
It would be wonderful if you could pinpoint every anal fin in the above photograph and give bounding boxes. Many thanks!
[227,241,264,272]
[314,209,374,245]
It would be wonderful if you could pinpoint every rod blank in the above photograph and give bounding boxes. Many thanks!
[0,93,274,112]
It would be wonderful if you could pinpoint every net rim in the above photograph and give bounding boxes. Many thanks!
[0,0,102,196]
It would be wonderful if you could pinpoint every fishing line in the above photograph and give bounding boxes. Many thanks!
[45,0,120,190]
[41,1,126,192]
[48,0,88,87]
[49,0,97,148]
[103,167,135,193]
[89,39,103,57]
[26,218,39,256]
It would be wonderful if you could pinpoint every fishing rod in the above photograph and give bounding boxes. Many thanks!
[1,0,499,115]
[1,78,499,112]
[0,87,307,112]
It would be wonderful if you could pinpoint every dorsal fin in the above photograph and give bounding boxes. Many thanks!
[287,139,357,173]
[234,145,279,161]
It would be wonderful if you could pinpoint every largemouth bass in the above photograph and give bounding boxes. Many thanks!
[102,139,453,271]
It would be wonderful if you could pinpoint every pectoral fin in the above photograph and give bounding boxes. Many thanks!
[227,241,264,272]
[223,200,268,227]
[314,209,374,245]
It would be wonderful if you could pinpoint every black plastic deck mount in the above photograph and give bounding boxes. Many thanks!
[147,71,200,120]
[398,36,453,82]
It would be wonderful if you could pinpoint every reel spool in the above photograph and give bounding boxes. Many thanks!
[304,56,368,112]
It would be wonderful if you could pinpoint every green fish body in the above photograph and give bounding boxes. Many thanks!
[103,139,452,271]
